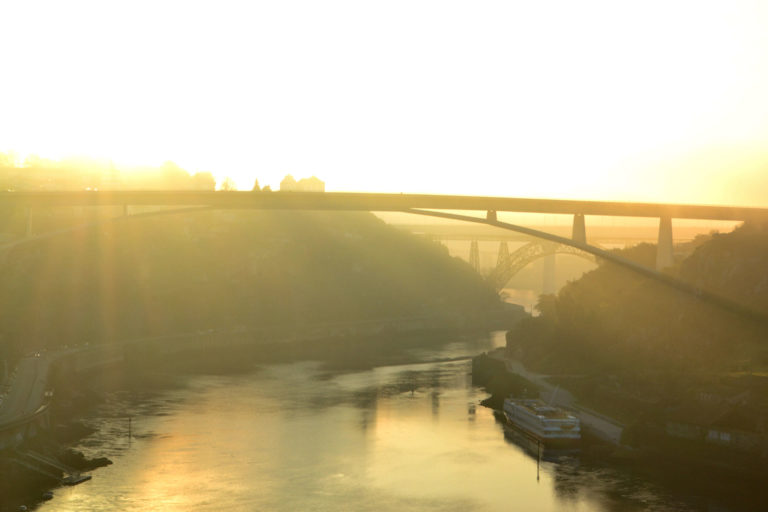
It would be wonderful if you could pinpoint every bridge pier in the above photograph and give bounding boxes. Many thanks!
[469,240,480,271]
[542,252,556,294]
[496,242,510,268]
[572,213,586,244]
[656,216,674,270]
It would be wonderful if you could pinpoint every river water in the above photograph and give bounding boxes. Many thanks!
[38,333,732,511]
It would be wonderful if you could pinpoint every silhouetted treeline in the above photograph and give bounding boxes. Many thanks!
[0,156,219,237]
[507,221,768,376]
[506,223,768,460]
[0,209,502,359]
[0,153,215,191]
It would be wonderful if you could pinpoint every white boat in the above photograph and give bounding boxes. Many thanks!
[502,398,580,445]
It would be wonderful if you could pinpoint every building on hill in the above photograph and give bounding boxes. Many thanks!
[280,175,297,191]
[663,380,768,454]
[297,176,325,192]
[279,175,325,192]
[665,402,768,453]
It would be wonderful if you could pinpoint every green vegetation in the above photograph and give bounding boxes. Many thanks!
[507,222,768,376]
[0,156,218,239]
[471,353,538,409]
[507,222,768,460]
[0,158,514,361]
[0,208,505,359]
[0,154,216,193]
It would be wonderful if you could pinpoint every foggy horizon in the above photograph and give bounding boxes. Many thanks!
[3,1,768,206]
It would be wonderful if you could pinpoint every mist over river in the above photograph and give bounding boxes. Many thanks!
[38,333,744,511]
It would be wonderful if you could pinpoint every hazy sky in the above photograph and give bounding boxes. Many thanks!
[2,1,767,204]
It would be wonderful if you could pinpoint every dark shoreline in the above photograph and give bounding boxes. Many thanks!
[471,352,768,511]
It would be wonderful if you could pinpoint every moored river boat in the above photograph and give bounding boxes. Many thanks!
[503,397,580,446]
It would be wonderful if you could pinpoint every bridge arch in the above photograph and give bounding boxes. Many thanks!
[403,208,768,326]
[1,203,766,326]
[488,241,596,291]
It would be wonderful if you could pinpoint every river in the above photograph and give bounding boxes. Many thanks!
[37,332,738,511]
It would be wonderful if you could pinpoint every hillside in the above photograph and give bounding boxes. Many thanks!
[0,209,506,359]
[507,221,768,376]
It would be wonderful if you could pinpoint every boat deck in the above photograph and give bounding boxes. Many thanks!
[511,400,575,420]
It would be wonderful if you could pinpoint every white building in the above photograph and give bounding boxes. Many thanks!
[297,176,325,192]
[279,175,325,192]
[279,174,297,191]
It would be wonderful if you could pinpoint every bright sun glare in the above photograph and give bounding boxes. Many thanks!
[1,0,767,204]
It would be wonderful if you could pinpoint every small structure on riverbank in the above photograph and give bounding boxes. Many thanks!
[9,449,91,485]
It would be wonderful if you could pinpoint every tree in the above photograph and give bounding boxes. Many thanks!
[220,177,238,191]
[252,178,261,191]
[0,152,15,168]
[158,161,193,189]
[192,172,216,190]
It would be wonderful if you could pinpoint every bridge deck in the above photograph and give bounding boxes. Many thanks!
[1,191,767,221]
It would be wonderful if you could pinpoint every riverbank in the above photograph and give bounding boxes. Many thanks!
[2,327,508,511]
[0,429,112,512]
[472,350,625,442]
[37,336,768,512]
[471,349,768,495]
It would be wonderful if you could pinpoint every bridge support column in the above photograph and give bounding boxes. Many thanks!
[542,253,556,294]
[656,216,673,270]
[572,213,586,244]
[469,240,480,271]
[496,242,510,268]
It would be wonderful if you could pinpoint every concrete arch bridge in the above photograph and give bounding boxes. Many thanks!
[2,190,768,325]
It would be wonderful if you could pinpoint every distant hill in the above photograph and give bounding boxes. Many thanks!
[506,221,768,375]
[0,209,506,358]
